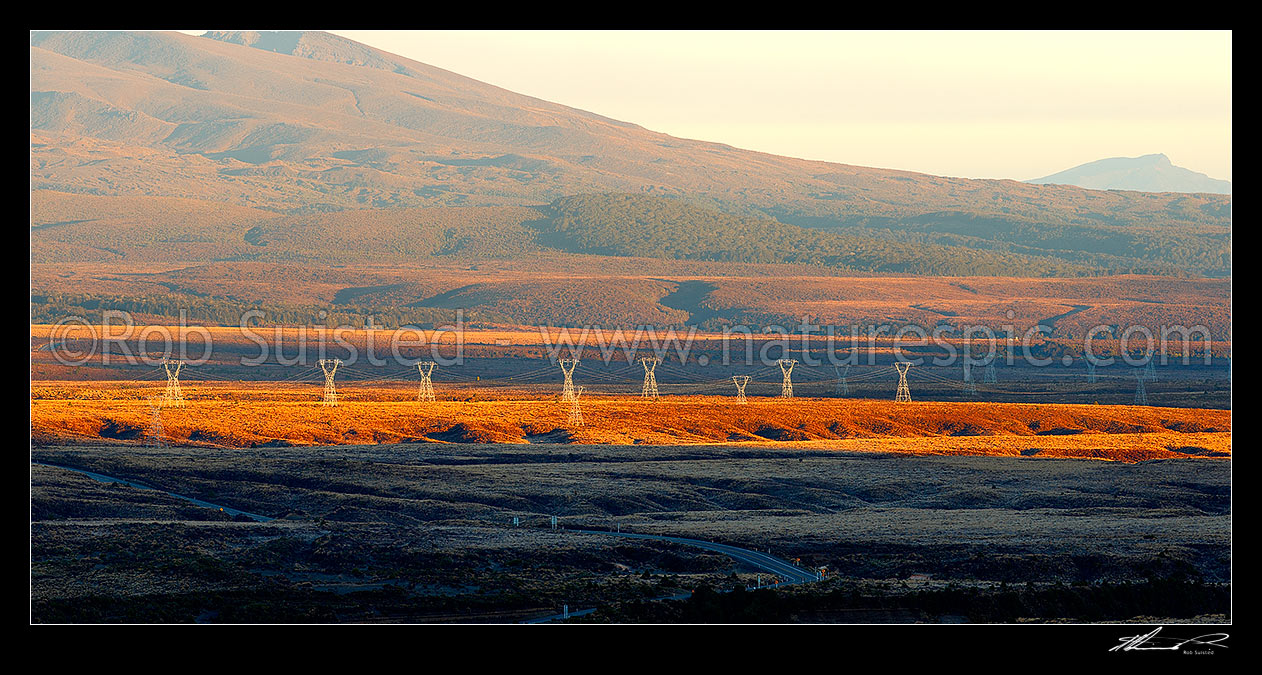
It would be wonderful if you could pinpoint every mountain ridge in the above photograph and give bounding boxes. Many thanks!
[1027,153,1231,195]
[29,30,1231,277]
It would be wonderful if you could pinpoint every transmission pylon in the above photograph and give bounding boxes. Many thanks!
[640,357,659,399]
[895,362,912,403]
[777,359,796,399]
[983,363,996,384]
[417,361,435,402]
[1144,360,1157,381]
[1087,361,1097,384]
[962,363,977,397]
[147,397,164,447]
[567,386,585,426]
[733,375,750,404]
[318,358,341,406]
[559,358,579,402]
[834,364,849,396]
[1134,371,1148,406]
[161,358,184,408]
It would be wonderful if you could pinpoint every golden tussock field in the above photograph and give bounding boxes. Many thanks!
[30,381,1230,463]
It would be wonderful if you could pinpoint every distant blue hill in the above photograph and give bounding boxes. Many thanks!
[1027,154,1230,194]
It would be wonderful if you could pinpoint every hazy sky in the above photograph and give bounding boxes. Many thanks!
[231,30,1235,182]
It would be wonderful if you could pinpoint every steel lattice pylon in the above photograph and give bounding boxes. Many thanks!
[559,358,579,402]
[147,397,164,447]
[834,364,849,396]
[732,375,750,404]
[1134,370,1148,406]
[417,361,436,402]
[895,362,912,403]
[568,386,585,426]
[318,358,341,406]
[640,357,659,399]
[161,358,184,408]
[777,359,796,399]
[983,363,996,384]
[962,363,978,397]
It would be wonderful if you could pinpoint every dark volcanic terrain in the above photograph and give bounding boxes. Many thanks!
[31,444,1230,623]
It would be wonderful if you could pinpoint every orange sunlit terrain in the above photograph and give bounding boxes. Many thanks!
[30,380,1230,462]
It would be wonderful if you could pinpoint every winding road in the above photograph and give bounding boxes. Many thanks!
[521,528,820,623]
[34,461,820,623]
[33,462,274,522]
[573,529,818,585]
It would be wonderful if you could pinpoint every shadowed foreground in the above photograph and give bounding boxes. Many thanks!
[31,443,1229,623]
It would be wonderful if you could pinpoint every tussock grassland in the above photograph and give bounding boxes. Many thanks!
[31,382,1229,462]
[31,441,1231,623]
[31,268,1230,339]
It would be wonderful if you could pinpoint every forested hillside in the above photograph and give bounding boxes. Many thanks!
[539,194,1200,277]
[31,31,1230,279]
[31,189,1220,277]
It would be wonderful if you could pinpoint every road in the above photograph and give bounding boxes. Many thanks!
[572,529,819,585]
[34,461,819,623]
[33,462,274,522]
[521,528,820,623]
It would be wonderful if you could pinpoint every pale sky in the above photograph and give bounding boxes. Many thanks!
[211,30,1236,182]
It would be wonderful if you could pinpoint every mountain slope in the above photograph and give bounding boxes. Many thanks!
[29,30,1231,276]
[1027,154,1231,195]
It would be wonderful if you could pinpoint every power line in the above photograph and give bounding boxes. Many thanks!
[777,359,796,399]
[895,362,912,403]
[559,358,579,402]
[417,361,435,402]
[161,358,184,407]
[147,397,164,447]
[732,375,750,404]
[318,358,341,406]
[568,385,585,426]
[640,357,659,400]
[834,364,849,396]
